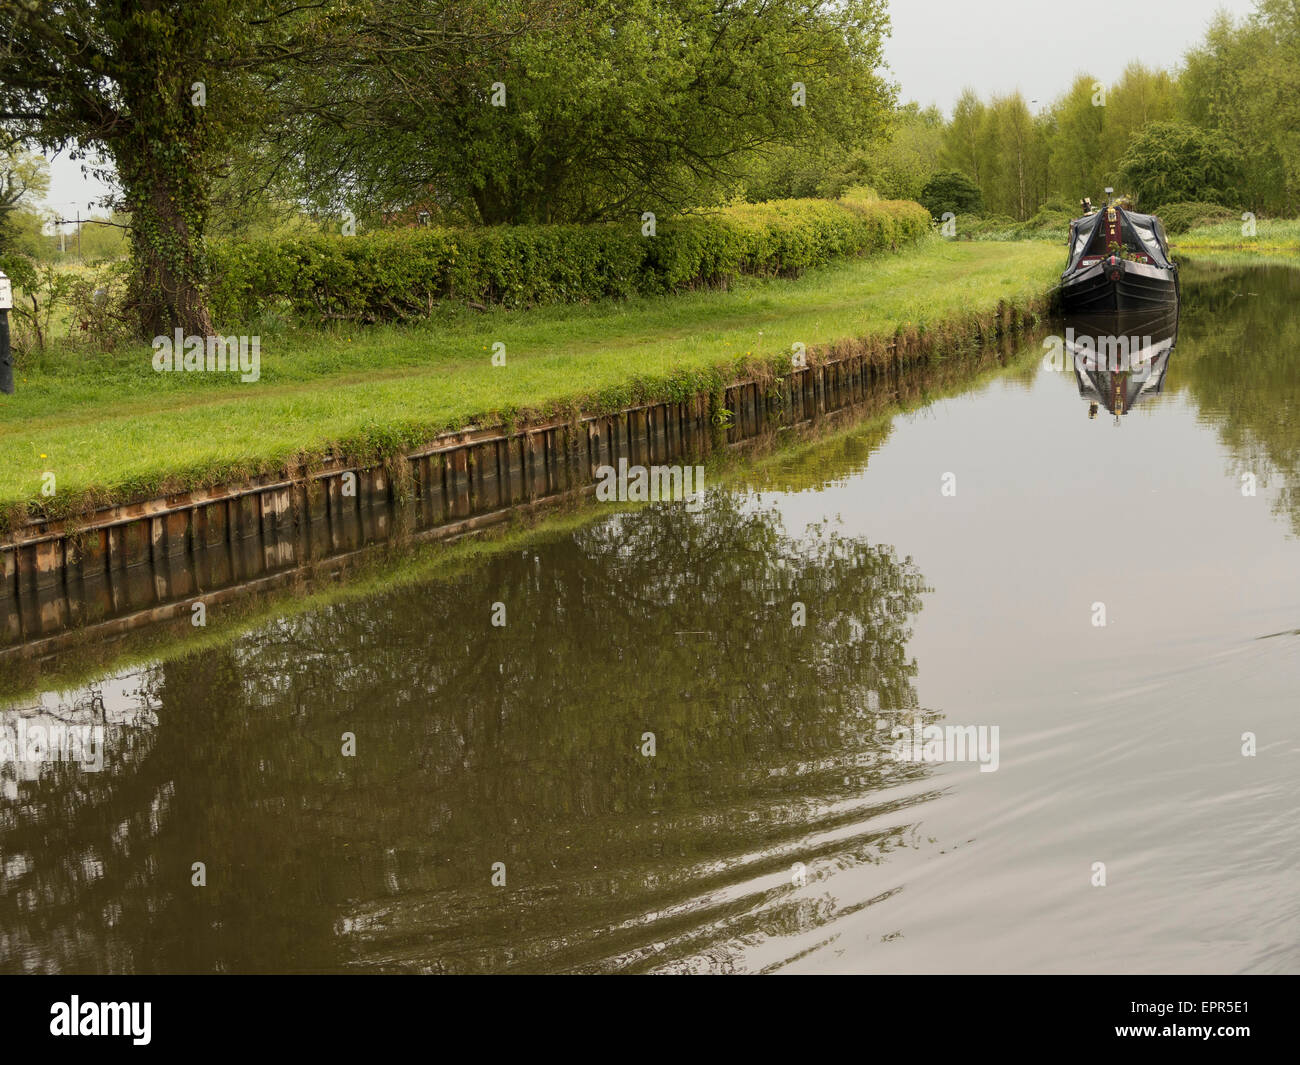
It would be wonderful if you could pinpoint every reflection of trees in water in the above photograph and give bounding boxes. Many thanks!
[2,492,932,974]
[739,420,895,495]
[733,337,1042,498]
[1176,263,1300,536]
[0,682,164,973]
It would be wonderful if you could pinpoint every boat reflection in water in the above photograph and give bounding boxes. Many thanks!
[1064,307,1180,424]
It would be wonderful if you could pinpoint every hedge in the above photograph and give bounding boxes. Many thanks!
[207,197,932,324]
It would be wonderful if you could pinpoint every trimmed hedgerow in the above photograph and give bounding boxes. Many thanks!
[208,197,932,324]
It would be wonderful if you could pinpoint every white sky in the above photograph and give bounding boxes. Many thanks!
[37,0,1261,221]
[886,0,1258,111]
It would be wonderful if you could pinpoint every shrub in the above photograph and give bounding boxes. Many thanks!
[207,197,932,325]
[1038,196,1075,214]
[1119,122,1244,209]
[2,258,76,356]
[918,170,984,220]
[0,251,38,292]
[65,263,135,351]
[1022,205,1075,232]
[1153,201,1238,234]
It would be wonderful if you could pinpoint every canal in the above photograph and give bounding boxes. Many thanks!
[2,260,1298,974]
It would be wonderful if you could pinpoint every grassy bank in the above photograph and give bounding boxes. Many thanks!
[0,239,1060,527]
[1172,218,1300,256]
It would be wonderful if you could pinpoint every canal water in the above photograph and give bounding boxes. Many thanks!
[2,261,1298,974]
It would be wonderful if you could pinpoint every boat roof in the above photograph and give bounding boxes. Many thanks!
[1065,205,1174,273]
[1071,206,1164,229]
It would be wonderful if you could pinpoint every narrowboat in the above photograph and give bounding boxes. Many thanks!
[1060,203,1179,313]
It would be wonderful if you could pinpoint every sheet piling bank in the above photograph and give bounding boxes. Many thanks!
[0,299,1047,660]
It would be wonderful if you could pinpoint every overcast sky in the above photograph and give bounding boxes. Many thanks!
[39,0,1261,220]
[887,0,1257,110]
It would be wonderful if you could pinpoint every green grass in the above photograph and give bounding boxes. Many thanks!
[0,239,1060,521]
[1173,218,1300,255]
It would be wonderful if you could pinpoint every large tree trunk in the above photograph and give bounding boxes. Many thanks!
[112,12,218,342]
[117,142,215,340]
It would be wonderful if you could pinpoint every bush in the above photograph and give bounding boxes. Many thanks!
[1023,205,1075,231]
[1153,201,1238,234]
[207,197,932,325]
[65,263,135,351]
[918,170,983,220]
[1119,122,1243,209]
[2,259,76,356]
[956,211,1069,242]
[1038,196,1076,214]
[0,251,38,293]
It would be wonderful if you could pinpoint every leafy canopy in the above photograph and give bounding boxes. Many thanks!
[1119,120,1245,209]
[287,0,896,225]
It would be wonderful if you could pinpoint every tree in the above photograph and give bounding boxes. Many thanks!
[860,103,945,202]
[919,169,982,219]
[0,0,527,337]
[941,89,986,188]
[1,206,47,258]
[0,140,48,252]
[1045,75,1108,206]
[1101,62,1180,166]
[977,94,1041,220]
[1118,121,1245,208]
[0,1,295,335]
[1181,4,1299,214]
[942,91,1049,221]
[286,0,896,225]
[77,212,130,263]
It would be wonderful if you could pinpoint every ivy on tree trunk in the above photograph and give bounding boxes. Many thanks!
[109,3,218,339]
[115,120,215,338]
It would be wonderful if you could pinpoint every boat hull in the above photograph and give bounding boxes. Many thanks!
[1059,259,1178,313]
